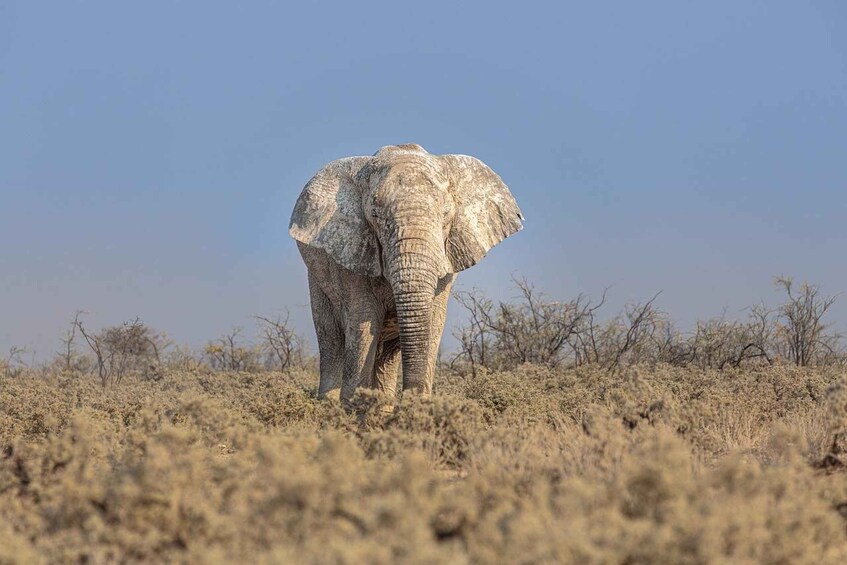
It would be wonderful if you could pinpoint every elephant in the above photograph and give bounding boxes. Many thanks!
[289,143,523,405]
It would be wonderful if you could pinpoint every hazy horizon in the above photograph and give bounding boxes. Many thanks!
[2,1,846,361]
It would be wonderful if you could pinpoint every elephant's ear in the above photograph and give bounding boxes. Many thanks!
[289,156,382,276]
[441,155,524,272]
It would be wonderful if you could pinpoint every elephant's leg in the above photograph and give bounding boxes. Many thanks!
[424,273,455,393]
[308,276,344,400]
[374,338,401,397]
[340,306,383,407]
[374,313,400,396]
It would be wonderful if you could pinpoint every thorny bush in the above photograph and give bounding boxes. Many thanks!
[450,276,843,374]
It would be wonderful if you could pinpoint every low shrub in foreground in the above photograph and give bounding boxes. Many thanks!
[1,364,847,563]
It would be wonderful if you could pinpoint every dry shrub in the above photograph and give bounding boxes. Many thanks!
[73,317,167,387]
[1,346,28,378]
[2,364,847,563]
[354,390,486,468]
[204,327,263,372]
[451,275,844,375]
[819,374,847,469]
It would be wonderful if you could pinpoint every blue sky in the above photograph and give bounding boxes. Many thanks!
[1,1,845,358]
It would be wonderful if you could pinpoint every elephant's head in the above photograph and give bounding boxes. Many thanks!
[290,143,523,391]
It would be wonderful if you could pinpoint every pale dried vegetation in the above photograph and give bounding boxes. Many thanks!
[2,278,847,563]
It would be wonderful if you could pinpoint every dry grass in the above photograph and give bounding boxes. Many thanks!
[2,364,847,563]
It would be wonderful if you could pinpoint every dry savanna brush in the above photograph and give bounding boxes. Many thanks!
[2,279,847,563]
[2,363,847,563]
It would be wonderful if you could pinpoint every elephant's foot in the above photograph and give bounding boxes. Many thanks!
[317,387,341,402]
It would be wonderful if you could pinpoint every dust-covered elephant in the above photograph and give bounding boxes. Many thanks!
[290,143,523,405]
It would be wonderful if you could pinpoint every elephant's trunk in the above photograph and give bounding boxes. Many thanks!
[387,227,442,396]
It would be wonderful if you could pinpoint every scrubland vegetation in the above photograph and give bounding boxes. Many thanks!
[2,277,847,563]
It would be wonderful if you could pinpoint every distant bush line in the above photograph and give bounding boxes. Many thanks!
[1,275,843,384]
